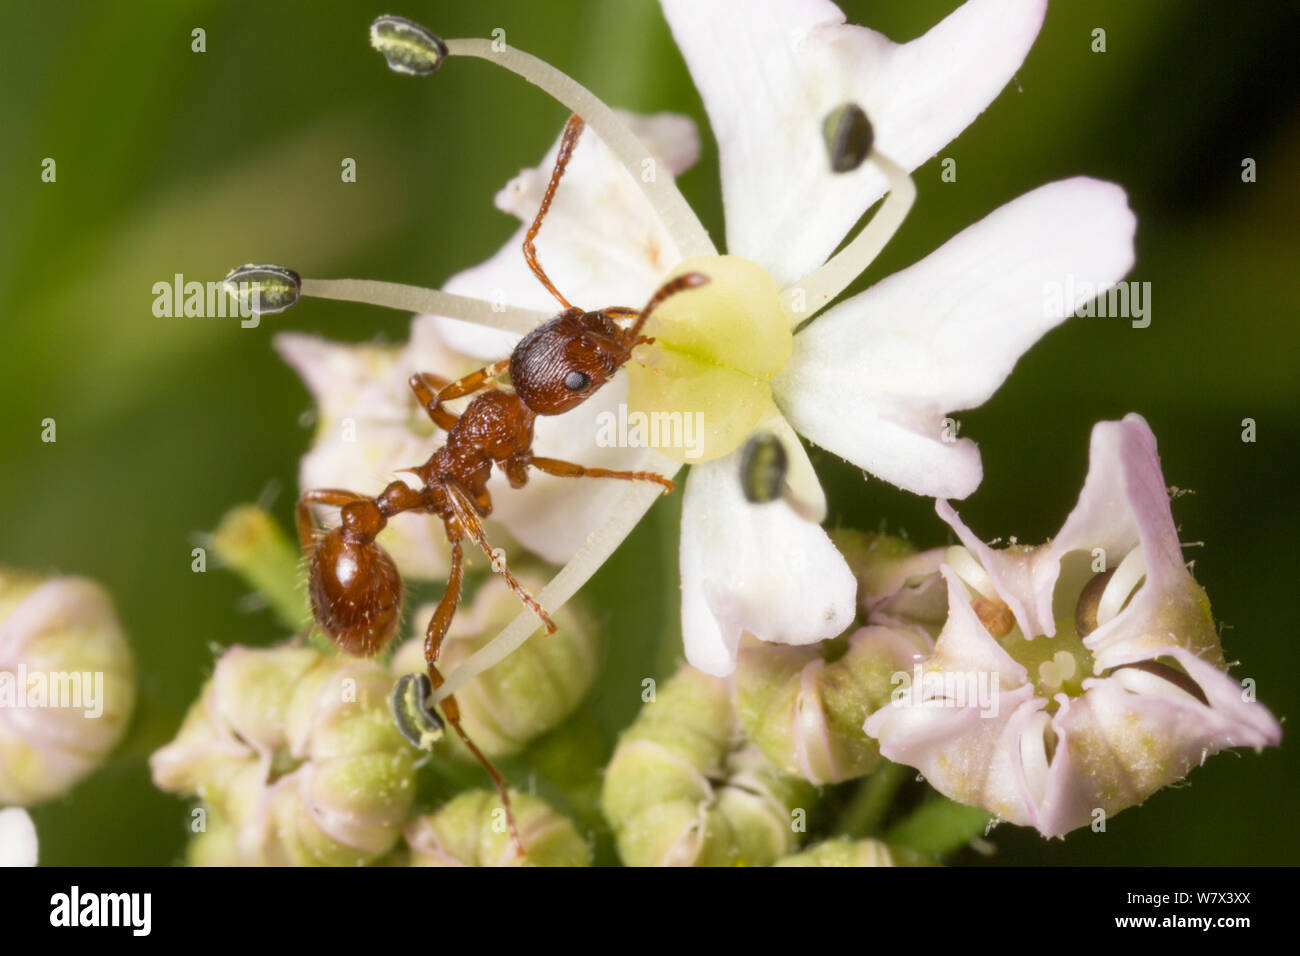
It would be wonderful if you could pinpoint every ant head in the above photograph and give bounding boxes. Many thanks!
[308,526,403,657]
[509,309,628,415]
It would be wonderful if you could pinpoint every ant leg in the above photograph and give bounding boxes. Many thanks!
[523,113,585,310]
[409,361,508,431]
[624,272,711,344]
[424,540,464,675]
[408,372,458,431]
[422,536,525,856]
[523,454,675,494]
[444,483,557,636]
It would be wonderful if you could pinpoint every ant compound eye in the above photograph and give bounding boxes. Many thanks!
[564,370,591,392]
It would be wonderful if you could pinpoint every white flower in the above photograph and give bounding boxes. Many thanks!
[276,1,1134,703]
[413,0,1135,681]
[865,415,1282,837]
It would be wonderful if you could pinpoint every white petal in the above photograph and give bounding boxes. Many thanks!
[661,0,1046,285]
[679,451,857,676]
[774,177,1136,498]
[275,333,410,420]
[422,111,699,358]
[0,808,38,866]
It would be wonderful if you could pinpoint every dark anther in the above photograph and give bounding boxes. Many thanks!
[740,432,788,504]
[823,102,874,173]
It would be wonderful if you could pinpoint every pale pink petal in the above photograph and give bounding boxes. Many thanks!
[862,569,1034,819]
[1038,659,1281,837]
[661,0,1046,285]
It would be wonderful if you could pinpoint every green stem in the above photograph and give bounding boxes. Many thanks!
[885,796,991,859]
[835,759,909,838]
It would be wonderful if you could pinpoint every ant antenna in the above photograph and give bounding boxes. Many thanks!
[626,272,711,344]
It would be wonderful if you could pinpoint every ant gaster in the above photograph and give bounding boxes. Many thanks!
[295,114,707,854]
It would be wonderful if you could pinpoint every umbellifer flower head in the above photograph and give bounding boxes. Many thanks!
[865,415,1282,837]
[258,1,1136,711]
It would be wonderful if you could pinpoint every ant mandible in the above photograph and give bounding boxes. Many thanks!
[295,113,707,854]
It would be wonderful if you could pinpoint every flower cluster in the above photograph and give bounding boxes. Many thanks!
[139,0,1283,865]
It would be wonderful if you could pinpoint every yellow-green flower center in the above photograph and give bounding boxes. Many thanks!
[626,255,792,463]
[1001,615,1096,705]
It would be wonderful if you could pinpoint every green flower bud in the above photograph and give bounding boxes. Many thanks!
[774,837,930,867]
[406,790,590,867]
[390,573,598,760]
[734,626,929,785]
[151,645,416,865]
[0,571,136,805]
[208,505,309,632]
[602,665,814,867]
[830,529,947,636]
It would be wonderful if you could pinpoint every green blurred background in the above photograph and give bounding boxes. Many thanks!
[1,0,1296,865]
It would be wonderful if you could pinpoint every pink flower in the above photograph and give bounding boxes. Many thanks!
[865,415,1281,836]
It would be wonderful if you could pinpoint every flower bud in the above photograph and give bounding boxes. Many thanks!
[0,571,135,805]
[151,645,416,865]
[830,529,947,635]
[390,573,598,760]
[208,505,309,631]
[734,625,930,785]
[774,837,928,867]
[602,665,814,866]
[406,791,590,867]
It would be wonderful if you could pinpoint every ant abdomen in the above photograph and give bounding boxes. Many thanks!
[308,527,403,657]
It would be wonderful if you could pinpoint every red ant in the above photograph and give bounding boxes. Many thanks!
[295,114,707,855]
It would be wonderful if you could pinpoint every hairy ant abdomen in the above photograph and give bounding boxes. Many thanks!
[307,527,403,657]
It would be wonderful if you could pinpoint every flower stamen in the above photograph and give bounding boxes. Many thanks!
[781,150,916,322]
[1096,547,1146,627]
[300,277,549,336]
